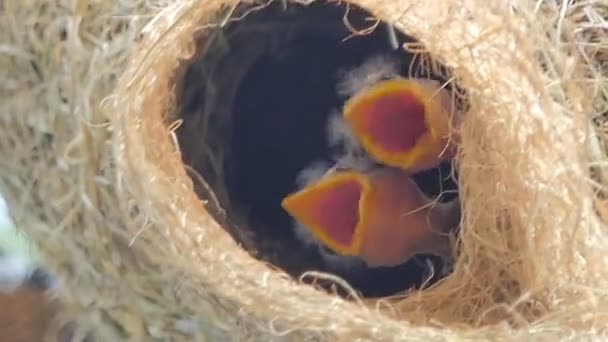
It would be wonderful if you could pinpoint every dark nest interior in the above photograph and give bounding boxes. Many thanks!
[173,1,463,299]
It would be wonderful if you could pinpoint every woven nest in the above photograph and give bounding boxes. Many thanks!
[1,0,608,340]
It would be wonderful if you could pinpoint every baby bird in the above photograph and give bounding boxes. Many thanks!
[283,167,459,268]
[292,161,365,271]
[290,110,377,271]
[338,54,461,174]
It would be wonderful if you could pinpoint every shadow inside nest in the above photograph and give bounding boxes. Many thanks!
[176,1,462,299]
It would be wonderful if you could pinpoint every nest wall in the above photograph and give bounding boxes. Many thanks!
[1,0,608,340]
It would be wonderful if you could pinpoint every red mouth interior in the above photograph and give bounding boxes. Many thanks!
[308,178,362,247]
[359,91,427,153]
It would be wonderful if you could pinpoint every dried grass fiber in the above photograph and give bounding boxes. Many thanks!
[1,0,608,340]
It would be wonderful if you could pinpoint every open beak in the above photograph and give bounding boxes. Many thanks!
[281,171,372,256]
[343,78,457,174]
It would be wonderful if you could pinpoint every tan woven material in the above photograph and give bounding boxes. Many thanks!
[1,0,607,340]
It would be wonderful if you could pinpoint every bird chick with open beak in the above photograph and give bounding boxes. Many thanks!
[289,109,378,271]
[283,167,459,268]
[292,160,366,271]
[338,54,461,174]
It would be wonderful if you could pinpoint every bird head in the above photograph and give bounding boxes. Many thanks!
[342,78,459,174]
[282,168,457,267]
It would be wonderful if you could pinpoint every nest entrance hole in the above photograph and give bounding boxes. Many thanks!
[176,1,461,299]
